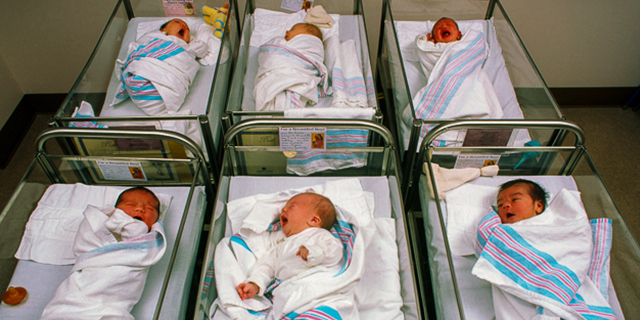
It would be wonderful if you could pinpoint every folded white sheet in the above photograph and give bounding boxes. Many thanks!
[15,184,172,265]
[324,37,369,108]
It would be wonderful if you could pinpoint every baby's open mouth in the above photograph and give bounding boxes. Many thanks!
[506,213,515,219]
[133,216,143,222]
[441,31,451,38]
[178,29,185,37]
[281,216,288,226]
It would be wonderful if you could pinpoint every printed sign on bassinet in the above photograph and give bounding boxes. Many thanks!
[163,0,195,17]
[96,160,148,181]
[279,127,326,152]
[281,0,313,11]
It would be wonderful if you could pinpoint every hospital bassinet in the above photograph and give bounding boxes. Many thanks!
[0,128,214,320]
[410,120,640,319]
[192,119,421,320]
[376,0,566,196]
[221,0,380,131]
[50,0,241,172]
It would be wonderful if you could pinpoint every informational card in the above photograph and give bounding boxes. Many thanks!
[454,155,500,169]
[279,127,326,152]
[281,0,313,11]
[97,160,148,181]
[163,0,195,17]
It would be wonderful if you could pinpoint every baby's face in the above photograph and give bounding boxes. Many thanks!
[162,19,191,42]
[285,24,310,41]
[280,194,318,237]
[116,189,159,230]
[496,184,543,224]
[431,18,462,43]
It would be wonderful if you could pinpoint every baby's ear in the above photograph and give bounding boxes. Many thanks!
[309,214,321,226]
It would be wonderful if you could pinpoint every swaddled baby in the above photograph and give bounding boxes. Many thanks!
[40,187,167,320]
[253,23,329,111]
[111,18,218,116]
[237,192,343,301]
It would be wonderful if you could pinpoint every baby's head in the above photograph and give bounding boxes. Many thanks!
[429,17,462,43]
[280,192,336,237]
[160,18,191,42]
[496,179,547,224]
[285,23,323,42]
[115,187,160,230]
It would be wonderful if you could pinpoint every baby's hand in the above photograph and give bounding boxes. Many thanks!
[237,282,259,300]
[297,245,309,261]
[426,33,435,43]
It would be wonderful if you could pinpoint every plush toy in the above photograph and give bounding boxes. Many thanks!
[202,2,229,38]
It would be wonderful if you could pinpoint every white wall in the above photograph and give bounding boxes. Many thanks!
[499,0,640,87]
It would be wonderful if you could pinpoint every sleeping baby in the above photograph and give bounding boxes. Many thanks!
[253,23,330,111]
[111,17,218,116]
[237,192,343,301]
[40,187,167,320]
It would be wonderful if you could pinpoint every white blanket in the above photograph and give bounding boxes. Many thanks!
[472,189,617,319]
[402,28,503,145]
[253,35,328,111]
[40,205,167,319]
[210,179,404,320]
[324,36,369,108]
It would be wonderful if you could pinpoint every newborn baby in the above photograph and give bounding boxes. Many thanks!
[237,192,342,300]
[253,23,329,111]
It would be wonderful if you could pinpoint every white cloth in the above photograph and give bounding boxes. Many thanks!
[402,29,503,144]
[111,30,203,115]
[253,35,328,111]
[212,179,382,320]
[424,163,499,199]
[324,36,369,108]
[472,189,617,319]
[40,205,167,319]
[303,6,334,28]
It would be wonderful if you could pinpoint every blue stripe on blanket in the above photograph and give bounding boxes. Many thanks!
[331,219,355,277]
[284,305,343,320]
[569,294,617,320]
[116,38,185,103]
[415,31,486,137]
[588,218,612,299]
[201,260,214,300]
[480,225,581,304]
[331,68,366,95]
[230,234,252,252]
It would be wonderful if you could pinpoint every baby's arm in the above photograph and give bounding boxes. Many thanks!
[237,282,259,300]
[300,233,343,267]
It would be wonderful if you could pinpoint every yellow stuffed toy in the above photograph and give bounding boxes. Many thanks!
[202,2,229,38]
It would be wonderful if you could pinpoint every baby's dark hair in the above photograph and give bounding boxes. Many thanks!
[498,179,548,212]
[116,186,161,213]
[297,23,323,41]
[305,193,335,230]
